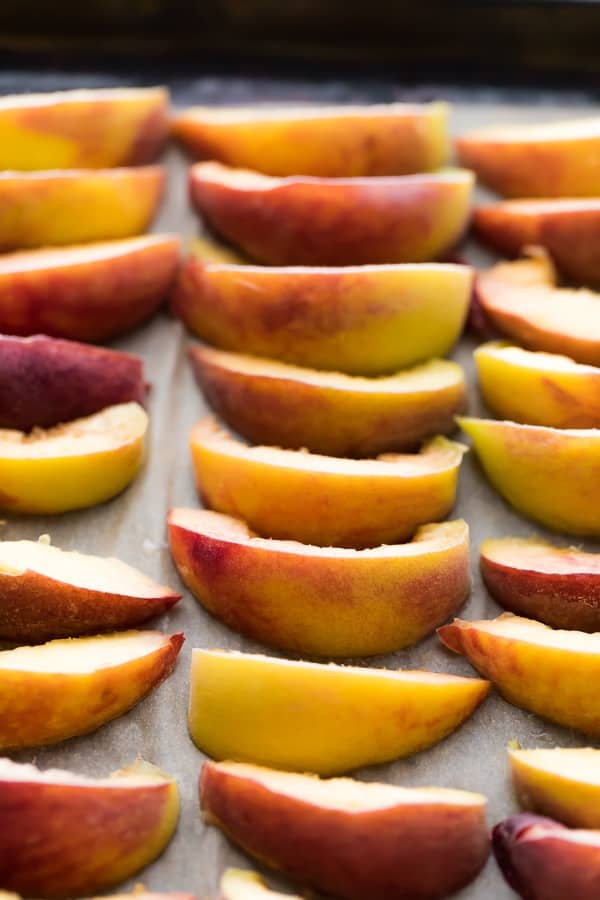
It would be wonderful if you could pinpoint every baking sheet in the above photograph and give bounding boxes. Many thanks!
[2,76,598,899]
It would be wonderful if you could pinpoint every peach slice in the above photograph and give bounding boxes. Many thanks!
[480,537,600,631]
[438,613,600,736]
[219,869,302,900]
[456,117,600,197]
[190,346,466,455]
[0,757,179,898]
[476,254,600,366]
[172,259,472,375]
[0,86,168,170]
[0,536,181,642]
[172,102,449,176]
[0,402,148,515]
[474,342,600,428]
[458,416,600,536]
[189,235,249,265]
[509,747,600,829]
[474,199,600,286]
[0,235,179,341]
[201,761,490,900]
[189,162,474,265]
[190,417,466,548]
[168,508,470,657]
[0,630,183,750]
[189,649,489,774]
[0,166,164,250]
[493,813,600,900]
[0,335,147,431]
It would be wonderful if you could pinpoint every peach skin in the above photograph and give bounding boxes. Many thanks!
[0,235,180,341]
[190,346,466,455]
[493,813,600,900]
[172,259,472,375]
[438,613,600,736]
[456,117,600,197]
[476,254,600,366]
[474,199,600,286]
[0,402,148,515]
[219,869,302,900]
[481,536,600,632]
[0,757,179,898]
[474,342,600,428]
[189,162,474,265]
[200,761,490,900]
[172,102,449,176]
[0,536,181,642]
[188,649,489,774]
[190,417,466,548]
[168,508,470,657]
[509,747,600,828]
[0,630,183,750]
[458,416,600,537]
[0,166,164,250]
[0,87,168,170]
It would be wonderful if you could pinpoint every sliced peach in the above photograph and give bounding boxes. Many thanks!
[438,613,600,736]
[477,252,600,365]
[0,757,179,898]
[509,747,600,829]
[0,87,168,170]
[474,199,600,286]
[172,259,472,375]
[0,629,183,750]
[172,102,449,176]
[0,334,147,431]
[481,536,600,631]
[458,416,600,536]
[168,508,470,657]
[0,166,164,250]
[0,536,181,642]
[189,162,474,265]
[190,346,466,455]
[456,117,600,197]
[0,235,179,341]
[190,417,466,548]
[474,342,600,428]
[219,869,302,900]
[189,649,488,774]
[200,761,490,900]
[0,402,148,515]
[493,813,600,900]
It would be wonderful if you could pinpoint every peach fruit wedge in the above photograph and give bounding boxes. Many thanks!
[0,166,164,250]
[201,761,490,900]
[219,869,302,900]
[474,199,600,286]
[458,416,600,537]
[493,813,600,900]
[474,342,600,428]
[509,747,600,829]
[0,334,147,431]
[476,253,600,366]
[169,509,469,657]
[0,536,181,642]
[190,417,466,548]
[456,116,600,197]
[190,346,466,456]
[481,537,600,632]
[189,649,488,774]
[438,613,600,737]
[0,757,179,898]
[0,235,179,341]
[0,402,148,515]
[172,102,449,176]
[0,86,168,170]
[189,162,474,265]
[0,629,183,750]
[172,259,472,375]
